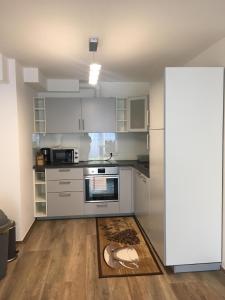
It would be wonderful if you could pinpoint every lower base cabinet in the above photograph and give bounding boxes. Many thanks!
[119,167,133,213]
[46,168,84,217]
[47,192,84,217]
[35,166,136,218]
[84,202,119,215]
[134,170,150,233]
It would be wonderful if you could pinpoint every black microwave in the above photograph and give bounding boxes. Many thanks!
[51,149,74,164]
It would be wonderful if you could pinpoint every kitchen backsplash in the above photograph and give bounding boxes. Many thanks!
[32,132,148,161]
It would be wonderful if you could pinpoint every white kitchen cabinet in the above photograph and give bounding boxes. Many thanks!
[46,168,83,180]
[119,167,133,213]
[33,170,47,217]
[45,98,82,133]
[33,97,46,133]
[134,170,150,232]
[148,130,164,261]
[44,97,116,133]
[82,98,116,132]
[128,96,148,132]
[84,202,119,215]
[149,67,224,271]
[34,96,149,133]
[47,180,83,193]
[116,98,128,132]
[47,192,84,217]
[46,168,84,217]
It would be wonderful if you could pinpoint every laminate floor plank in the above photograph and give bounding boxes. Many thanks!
[0,219,225,300]
[0,250,51,300]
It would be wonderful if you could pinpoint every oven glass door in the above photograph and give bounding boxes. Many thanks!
[85,175,119,202]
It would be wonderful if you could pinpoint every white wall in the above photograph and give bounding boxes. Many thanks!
[184,38,225,269]
[38,81,150,99]
[0,54,7,82]
[15,62,35,240]
[99,82,150,98]
[0,58,35,241]
[0,59,21,237]
[34,132,148,161]
[185,37,225,67]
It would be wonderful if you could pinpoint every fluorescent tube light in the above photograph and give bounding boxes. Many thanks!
[89,63,101,85]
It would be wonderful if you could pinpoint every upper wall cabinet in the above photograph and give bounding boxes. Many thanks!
[33,96,148,133]
[33,97,46,133]
[127,96,148,132]
[116,98,128,132]
[116,96,149,132]
[45,98,82,133]
[82,98,116,132]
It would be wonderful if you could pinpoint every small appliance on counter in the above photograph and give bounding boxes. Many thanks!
[40,148,51,164]
[74,148,79,163]
[36,152,44,166]
[51,148,75,164]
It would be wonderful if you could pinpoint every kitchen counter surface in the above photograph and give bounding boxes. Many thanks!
[34,160,149,177]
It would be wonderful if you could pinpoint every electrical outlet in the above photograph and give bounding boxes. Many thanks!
[112,152,119,157]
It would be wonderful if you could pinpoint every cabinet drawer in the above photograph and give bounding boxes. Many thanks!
[47,192,84,217]
[47,180,83,192]
[46,168,83,180]
[85,202,119,215]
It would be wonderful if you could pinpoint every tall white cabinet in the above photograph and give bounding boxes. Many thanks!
[149,67,224,272]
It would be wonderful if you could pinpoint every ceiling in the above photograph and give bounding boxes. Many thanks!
[1,0,225,82]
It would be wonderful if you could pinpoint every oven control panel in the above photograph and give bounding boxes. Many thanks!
[84,167,118,176]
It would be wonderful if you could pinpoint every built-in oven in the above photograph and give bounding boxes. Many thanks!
[84,167,119,203]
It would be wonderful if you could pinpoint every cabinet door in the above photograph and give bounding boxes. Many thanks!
[165,67,223,265]
[46,168,83,180]
[45,98,82,133]
[82,98,116,132]
[128,96,148,132]
[135,172,149,231]
[119,168,133,213]
[134,171,143,216]
[84,202,119,215]
[47,180,83,193]
[47,192,84,216]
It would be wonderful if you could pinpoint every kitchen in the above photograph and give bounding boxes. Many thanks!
[1,1,225,299]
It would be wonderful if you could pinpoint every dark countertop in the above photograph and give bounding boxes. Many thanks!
[34,160,149,178]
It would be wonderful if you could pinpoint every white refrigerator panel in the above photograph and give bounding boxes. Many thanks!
[165,67,223,265]
[149,129,165,262]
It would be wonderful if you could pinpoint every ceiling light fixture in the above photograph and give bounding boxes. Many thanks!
[88,37,101,85]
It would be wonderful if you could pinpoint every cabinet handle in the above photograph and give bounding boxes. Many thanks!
[82,119,84,130]
[58,169,70,172]
[96,204,108,208]
[147,133,149,150]
[59,181,71,185]
[59,192,71,197]
[146,110,149,127]
[79,119,81,130]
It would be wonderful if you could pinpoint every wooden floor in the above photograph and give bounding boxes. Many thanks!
[0,219,225,300]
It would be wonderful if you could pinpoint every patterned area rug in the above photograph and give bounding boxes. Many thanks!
[96,216,162,278]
